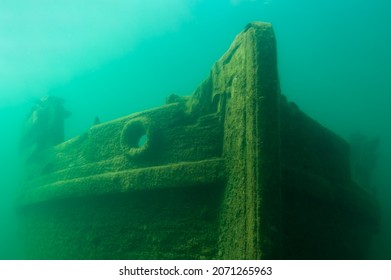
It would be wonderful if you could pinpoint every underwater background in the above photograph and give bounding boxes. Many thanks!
[0,0,390,259]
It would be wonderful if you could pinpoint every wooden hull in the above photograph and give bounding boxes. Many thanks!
[17,22,379,259]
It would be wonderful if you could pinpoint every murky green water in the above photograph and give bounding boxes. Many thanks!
[1,0,390,259]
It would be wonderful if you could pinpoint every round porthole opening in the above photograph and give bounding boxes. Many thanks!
[121,118,151,158]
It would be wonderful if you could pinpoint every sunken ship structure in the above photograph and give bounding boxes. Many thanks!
[17,22,379,259]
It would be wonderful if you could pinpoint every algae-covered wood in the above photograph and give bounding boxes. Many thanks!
[17,22,378,259]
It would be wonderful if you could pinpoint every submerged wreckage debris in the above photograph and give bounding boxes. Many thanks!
[17,22,379,260]
[19,96,70,163]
